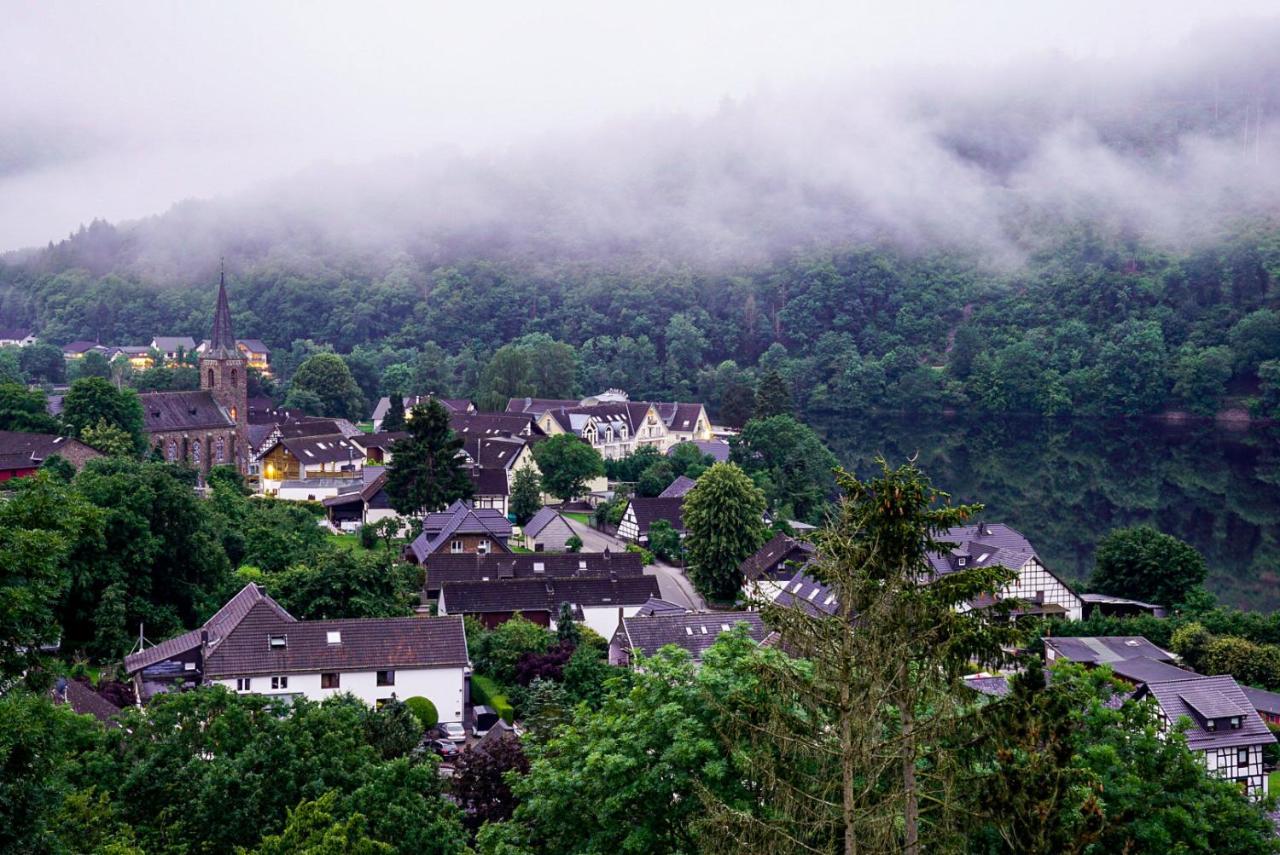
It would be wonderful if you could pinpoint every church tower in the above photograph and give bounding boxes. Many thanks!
[201,268,249,470]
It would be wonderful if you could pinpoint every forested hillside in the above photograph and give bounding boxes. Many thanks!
[4,220,1280,421]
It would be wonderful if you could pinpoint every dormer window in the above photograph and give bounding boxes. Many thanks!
[1205,719,1216,731]
[269,634,287,649]
[1231,716,1242,730]
[957,557,966,566]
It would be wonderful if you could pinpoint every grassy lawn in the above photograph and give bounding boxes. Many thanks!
[1270,769,1280,794]
[562,511,591,526]
[326,533,360,550]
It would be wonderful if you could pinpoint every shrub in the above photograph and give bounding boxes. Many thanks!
[565,534,583,553]
[403,696,438,731]
[471,674,515,723]
[359,523,378,550]
[625,543,654,565]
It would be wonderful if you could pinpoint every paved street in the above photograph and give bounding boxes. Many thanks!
[562,516,705,611]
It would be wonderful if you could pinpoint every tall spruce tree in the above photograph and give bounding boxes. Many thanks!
[382,393,407,432]
[682,462,767,603]
[753,369,793,419]
[702,460,1023,854]
[385,400,472,515]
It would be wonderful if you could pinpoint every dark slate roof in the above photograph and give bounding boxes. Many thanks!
[441,575,660,615]
[740,532,816,583]
[237,339,270,353]
[151,336,196,352]
[0,431,100,471]
[468,466,510,497]
[51,678,121,725]
[139,390,235,432]
[927,522,1044,578]
[772,571,840,617]
[1043,636,1177,665]
[351,431,408,452]
[1243,685,1280,716]
[626,497,685,534]
[635,596,690,616]
[506,397,579,414]
[321,468,388,508]
[658,475,697,498]
[124,583,295,673]
[277,418,361,439]
[662,403,706,432]
[1107,656,1196,685]
[450,412,541,438]
[0,326,33,340]
[247,423,276,453]
[462,435,528,469]
[618,611,766,660]
[409,501,513,562]
[669,439,730,462]
[371,395,470,423]
[424,551,643,589]
[279,433,363,466]
[522,507,566,538]
[1137,675,1277,751]
[963,675,1012,698]
[473,719,519,754]
[62,340,100,354]
[207,272,238,359]
[204,603,469,677]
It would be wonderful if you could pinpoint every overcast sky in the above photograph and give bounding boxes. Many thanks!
[3,0,1278,251]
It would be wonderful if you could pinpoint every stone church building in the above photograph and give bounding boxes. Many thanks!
[140,274,249,475]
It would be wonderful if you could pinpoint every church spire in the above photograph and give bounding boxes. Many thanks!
[209,260,237,358]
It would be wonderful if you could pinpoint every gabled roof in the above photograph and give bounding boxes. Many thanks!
[739,532,816,583]
[522,507,567,538]
[441,575,661,615]
[0,431,101,472]
[1243,685,1280,716]
[658,475,697,498]
[662,403,706,433]
[928,522,1041,577]
[124,583,294,674]
[277,433,363,466]
[468,466,510,497]
[151,336,197,352]
[351,431,409,453]
[203,603,468,677]
[423,552,643,589]
[462,435,528,469]
[409,501,513,562]
[139,391,235,432]
[62,340,101,354]
[1042,636,1177,665]
[321,467,388,508]
[624,496,685,534]
[1106,656,1196,685]
[237,339,270,353]
[772,571,840,617]
[370,395,470,423]
[0,326,33,340]
[635,596,690,616]
[51,678,121,725]
[450,412,541,439]
[506,397,579,415]
[1136,675,1276,751]
[618,611,766,661]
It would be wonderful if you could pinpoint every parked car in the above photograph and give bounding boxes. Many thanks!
[440,721,467,743]
[471,705,500,738]
[431,738,460,760]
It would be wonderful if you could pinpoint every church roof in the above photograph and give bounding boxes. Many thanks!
[140,391,235,433]
[207,270,238,359]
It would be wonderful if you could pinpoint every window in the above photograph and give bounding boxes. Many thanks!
[451,539,464,554]
[269,634,287,649]
[1231,716,1243,730]
[271,676,288,690]
[477,539,490,555]
[377,670,395,686]
[215,436,225,464]
[207,368,215,387]
[1205,719,1216,731]
[321,673,340,689]
[236,678,251,691]
[1238,747,1250,767]
[1034,590,1045,604]
[231,368,237,387]
[326,630,342,644]
[191,440,202,466]
[166,439,178,462]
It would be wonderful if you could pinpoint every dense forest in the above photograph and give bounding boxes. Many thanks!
[4,219,1280,423]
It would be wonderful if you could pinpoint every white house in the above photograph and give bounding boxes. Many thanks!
[0,327,37,348]
[521,507,576,551]
[439,574,661,638]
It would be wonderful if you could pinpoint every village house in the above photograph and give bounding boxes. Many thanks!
[322,467,395,529]
[406,501,514,563]
[123,583,469,719]
[1241,685,1280,726]
[50,677,121,726]
[61,340,106,360]
[149,336,197,363]
[0,327,37,347]
[608,610,767,667]
[1078,593,1169,619]
[421,551,644,599]
[617,496,685,543]
[139,274,249,475]
[105,345,154,371]
[0,431,101,481]
[350,431,407,465]
[369,395,476,431]
[196,338,273,376]
[468,466,511,516]
[739,532,817,601]
[258,432,365,500]
[438,574,661,636]
[658,475,697,498]
[520,507,575,551]
[508,390,714,459]
[1135,675,1276,798]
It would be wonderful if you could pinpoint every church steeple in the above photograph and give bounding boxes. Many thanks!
[209,261,237,358]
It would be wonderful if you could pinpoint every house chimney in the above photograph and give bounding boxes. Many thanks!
[977,521,988,537]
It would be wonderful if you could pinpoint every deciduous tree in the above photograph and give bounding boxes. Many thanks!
[1090,525,1207,607]
[683,462,767,603]
[531,434,604,503]
[385,400,472,515]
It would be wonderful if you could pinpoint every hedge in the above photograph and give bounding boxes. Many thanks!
[471,674,515,723]
[403,696,438,731]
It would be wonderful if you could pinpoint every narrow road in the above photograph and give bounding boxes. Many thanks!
[563,516,705,611]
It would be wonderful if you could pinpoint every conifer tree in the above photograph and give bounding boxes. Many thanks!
[385,400,472,515]
[381,393,406,432]
[753,369,793,419]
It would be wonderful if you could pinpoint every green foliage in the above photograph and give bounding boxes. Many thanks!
[61,377,145,454]
[509,466,543,526]
[0,510,71,684]
[403,696,439,731]
[385,399,472,515]
[682,462,767,602]
[467,614,554,686]
[635,459,675,497]
[603,445,663,482]
[382,392,407,431]
[270,548,418,620]
[624,542,654,565]
[564,534,583,553]
[471,674,515,724]
[1170,621,1280,690]
[646,519,683,564]
[0,383,60,432]
[667,441,714,479]
[1090,525,1207,607]
[730,414,838,524]
[753,368,792,418]
[79,417,136,456]
[19,342,66,383]
[38,453,76,482]
[362,698,422,761]
[249,792,393,855]
[289,352,366,420]
[530,433,605,502]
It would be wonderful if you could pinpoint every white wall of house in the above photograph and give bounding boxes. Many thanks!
[618,504,641,542]
[1002,558,1083,620]
[578,604,645,639]
[1202,743,1268,797]
[526,515,575,551]
[214,665,467,722]
[275,483,345,501]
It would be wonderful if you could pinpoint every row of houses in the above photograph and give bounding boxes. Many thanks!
[62,336,272,375]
